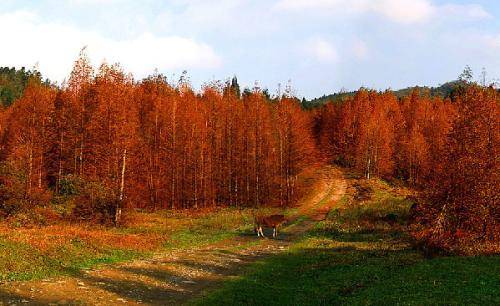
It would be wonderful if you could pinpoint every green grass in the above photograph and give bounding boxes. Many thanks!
[0,207,254,282]
[193,240,499,305]
[164,230,237,249]
[0,237,141,281]
[163,208,254,249]
[192,178,500,305]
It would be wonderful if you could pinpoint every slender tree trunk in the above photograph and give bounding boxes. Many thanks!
[56,132,64,194]
[28,147,33,196]
[279,130,284,206]
[115,148,127,225]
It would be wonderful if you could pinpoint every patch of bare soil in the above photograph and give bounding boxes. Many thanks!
[0,166,347,305]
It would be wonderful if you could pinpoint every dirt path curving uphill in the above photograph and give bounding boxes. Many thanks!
[0,166,347,305]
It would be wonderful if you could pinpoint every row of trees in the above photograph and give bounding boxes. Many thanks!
[315,90,456,185]
[0,51,497,252]
[0,52,317,224]
[314,83,499,250]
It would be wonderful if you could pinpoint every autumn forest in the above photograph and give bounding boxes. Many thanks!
[0,50,497,256]
[0,42,498,306]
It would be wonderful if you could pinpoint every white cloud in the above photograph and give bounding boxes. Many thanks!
[305,38,339,62]
[440,4,492,19]
[66,0,129,5]
[275,0,434,23]
[0,10,221,82]
[153,0,278,37]
[275,0,490,24]
[275,0,342,10]
[372,0,434,24]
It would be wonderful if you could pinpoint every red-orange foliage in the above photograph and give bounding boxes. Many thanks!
[421,85,499,250]
[0,53,318,224]
[2,80,55,205]
[316,90,403,179]
[0,51,497,254]
[275,97,318,205]
[315,85,498,252]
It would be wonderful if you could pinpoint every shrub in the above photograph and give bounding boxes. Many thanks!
[415,86,499,254]
[0,162,28,216]
[0,162,54,223]
[71,181,122,226]
[58,174,82,196]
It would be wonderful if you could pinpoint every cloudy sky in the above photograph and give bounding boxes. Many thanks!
[0,0,498,98]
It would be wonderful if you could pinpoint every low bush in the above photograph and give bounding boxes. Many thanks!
[71,181,121,225]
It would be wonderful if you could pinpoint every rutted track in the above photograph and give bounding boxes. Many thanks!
[0,166,347,305]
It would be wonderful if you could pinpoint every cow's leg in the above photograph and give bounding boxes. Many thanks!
[259,227,266,237]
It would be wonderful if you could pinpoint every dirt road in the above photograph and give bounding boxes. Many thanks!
[0,166,347,305]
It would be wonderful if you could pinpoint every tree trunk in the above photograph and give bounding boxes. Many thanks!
[115,148,127,225]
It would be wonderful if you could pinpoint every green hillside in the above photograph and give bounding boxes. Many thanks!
[0,67,43,107]
[302,81,463,109]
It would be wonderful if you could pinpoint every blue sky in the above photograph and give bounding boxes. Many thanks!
[0,0,498,98]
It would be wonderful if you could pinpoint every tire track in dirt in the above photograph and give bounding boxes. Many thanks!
[0,166,347,305]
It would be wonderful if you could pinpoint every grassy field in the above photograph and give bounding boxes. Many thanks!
[1,169,498,305]
[0,208,258,282]
[193,178,500,305]
[0,167,320,283]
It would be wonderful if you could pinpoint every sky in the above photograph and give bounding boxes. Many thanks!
[0,0,498,98]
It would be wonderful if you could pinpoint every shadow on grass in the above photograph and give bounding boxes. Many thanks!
[192,227,500,306]
[121,265,196,284]
[193,247,500,305]
[308,224,409,243]
[52,244,287,305]
[0,289,65,305]
[69,268,184,305]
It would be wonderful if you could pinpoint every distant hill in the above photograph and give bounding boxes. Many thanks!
[392,81,462,99]
[0,67,43,107]
[302,81,463,109]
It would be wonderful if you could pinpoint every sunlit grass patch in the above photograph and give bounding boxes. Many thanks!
[341,178,414,227]
[0,207,257,281]
[0,236,142,281]
[193,176,499,305]
[164,230,236,249]
[163,208,256,249]
[0,238,58,281]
